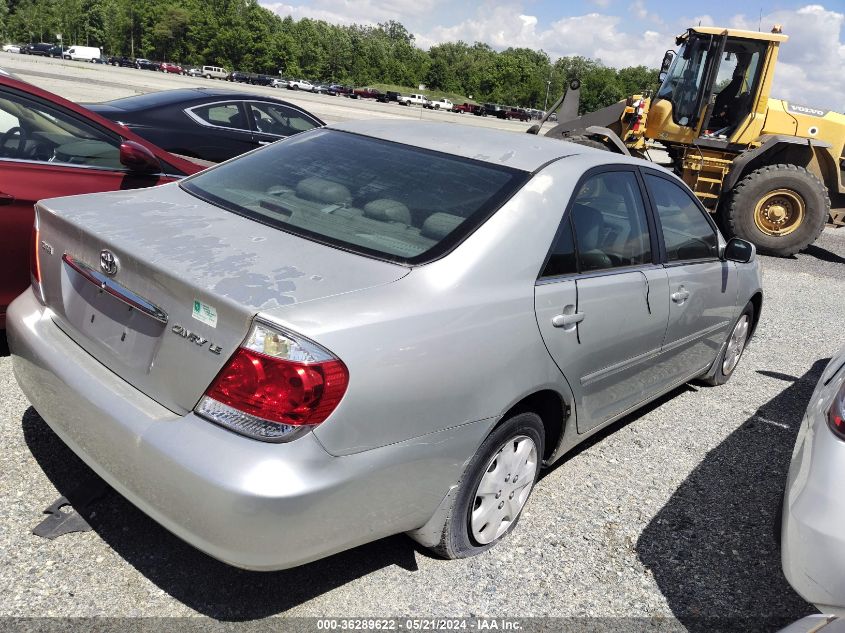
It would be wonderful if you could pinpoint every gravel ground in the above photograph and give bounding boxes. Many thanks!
[0,53,843,629]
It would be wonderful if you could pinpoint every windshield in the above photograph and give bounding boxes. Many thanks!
[656,36,711,126]
[180,129,528,265]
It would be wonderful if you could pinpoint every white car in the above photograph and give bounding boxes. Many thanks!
[398,93,428,106]
[2,44,21,54]
[782,344,845,614]
[287,79,314,91]
[425,98,454,111]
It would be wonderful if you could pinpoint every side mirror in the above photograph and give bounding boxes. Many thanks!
[119,140,160,174]
[660,50,676,72]
[723,237,756,263]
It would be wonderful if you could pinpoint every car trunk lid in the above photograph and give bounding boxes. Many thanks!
[36,182,408,414]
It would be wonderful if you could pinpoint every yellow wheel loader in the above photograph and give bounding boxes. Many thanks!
[533,26,845,257]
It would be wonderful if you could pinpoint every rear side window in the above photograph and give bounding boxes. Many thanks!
[189,103,248,130]
[645,174,718,261]
[181,129,527,264]
[248,102,319,137]
[571,171,652,272]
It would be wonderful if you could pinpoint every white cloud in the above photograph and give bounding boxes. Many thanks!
[263,0,445,25]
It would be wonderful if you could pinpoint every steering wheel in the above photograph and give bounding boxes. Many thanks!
[0,126,28,158]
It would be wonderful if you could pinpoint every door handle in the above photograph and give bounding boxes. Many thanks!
[0,192,14,206]
[552,311,585,328]
[671,287,690,303]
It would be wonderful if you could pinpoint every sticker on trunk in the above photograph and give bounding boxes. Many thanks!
[192,300,218,328]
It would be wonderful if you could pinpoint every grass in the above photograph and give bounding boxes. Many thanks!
[370,83,476,104]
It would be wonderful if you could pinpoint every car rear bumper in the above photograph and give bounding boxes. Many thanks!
[782,377,845,614]
[8,289,487,570]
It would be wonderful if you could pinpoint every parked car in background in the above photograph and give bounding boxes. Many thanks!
[398,93,428,106]
[287,79,315,91]
[424,98,454,111]
[0,74,202,328]
[227,71,250,83]
[332,84,354,97]
[108,55,136,68]
[186,67,202,77]
[499,107,530,122]
[453,102,481,114]
[249,74,275,86]
[2,44,21,54]
[91,56,109,64]
[378,91,402,103]
[135,59,161,71]
[7,119,762,571]
[23,43,62,57]
[63,46,101,62]
[271,78,289,89]
[480,103,505,117]
[201,65,228,80]
[782,344,845,614]
[160,62,184,74]
[353,87,382,99]
[86,88,325,163]
[314,84,338,96]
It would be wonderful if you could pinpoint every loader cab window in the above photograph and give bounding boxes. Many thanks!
[706,39,767,137]
[656,36,711,127]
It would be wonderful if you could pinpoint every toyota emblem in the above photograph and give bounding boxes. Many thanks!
[99,249,119,276]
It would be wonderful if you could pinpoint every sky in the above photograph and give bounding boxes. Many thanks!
[259,0,845,112]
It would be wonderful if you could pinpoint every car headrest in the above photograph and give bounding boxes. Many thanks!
[571,203,603,251]
[296,177,352,205]
[421,213,463,240]
[363,199,412,224]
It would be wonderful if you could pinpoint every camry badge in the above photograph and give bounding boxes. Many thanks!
[100,249,119,276]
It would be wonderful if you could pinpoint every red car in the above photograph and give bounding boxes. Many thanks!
[160,62,184,74]
[0,75,203,327]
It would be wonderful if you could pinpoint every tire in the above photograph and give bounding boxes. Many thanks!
[700,302,754,386]
[204,74,211,79]
[723,164,829,257]
[565,135,609,151]
[429,412,544,559]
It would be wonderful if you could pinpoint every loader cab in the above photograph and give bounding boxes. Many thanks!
[648,28,786,146]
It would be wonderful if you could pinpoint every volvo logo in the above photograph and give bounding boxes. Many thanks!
[99,249,119,276]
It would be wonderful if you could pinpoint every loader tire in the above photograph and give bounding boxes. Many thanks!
[723,164,829,257]
[565,135,609,152]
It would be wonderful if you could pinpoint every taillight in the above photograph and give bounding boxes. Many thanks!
[195,321,349,442]
[828,379,845,439]
[30,215,45,303]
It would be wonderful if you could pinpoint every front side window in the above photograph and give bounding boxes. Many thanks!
[570,171,652,272]
[189,102,248,130]
[181,129,527,264]
[542,217,577,277]
[0,89,122,169]
[656,36,711,126]
[248,102,320,137]
[645,174,718,261]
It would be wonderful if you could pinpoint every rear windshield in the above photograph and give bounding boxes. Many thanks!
[180,129,528,265]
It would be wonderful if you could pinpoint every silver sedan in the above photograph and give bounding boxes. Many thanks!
[8,120,762,570]
[782,344,845,614]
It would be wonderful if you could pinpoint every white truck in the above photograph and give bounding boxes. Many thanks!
[424,98,454,111]
[64,46,101,62]
[398,93,428,106]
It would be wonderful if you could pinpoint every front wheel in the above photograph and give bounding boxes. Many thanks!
[701,302,754,386]
[723,164,829,257]
[429,412,544,559]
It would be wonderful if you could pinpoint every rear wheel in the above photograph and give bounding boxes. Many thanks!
[430,412,544,559]
[723,164,829,257]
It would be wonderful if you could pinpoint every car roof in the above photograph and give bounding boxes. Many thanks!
[328,119,604,172]
[93,88,277,111]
